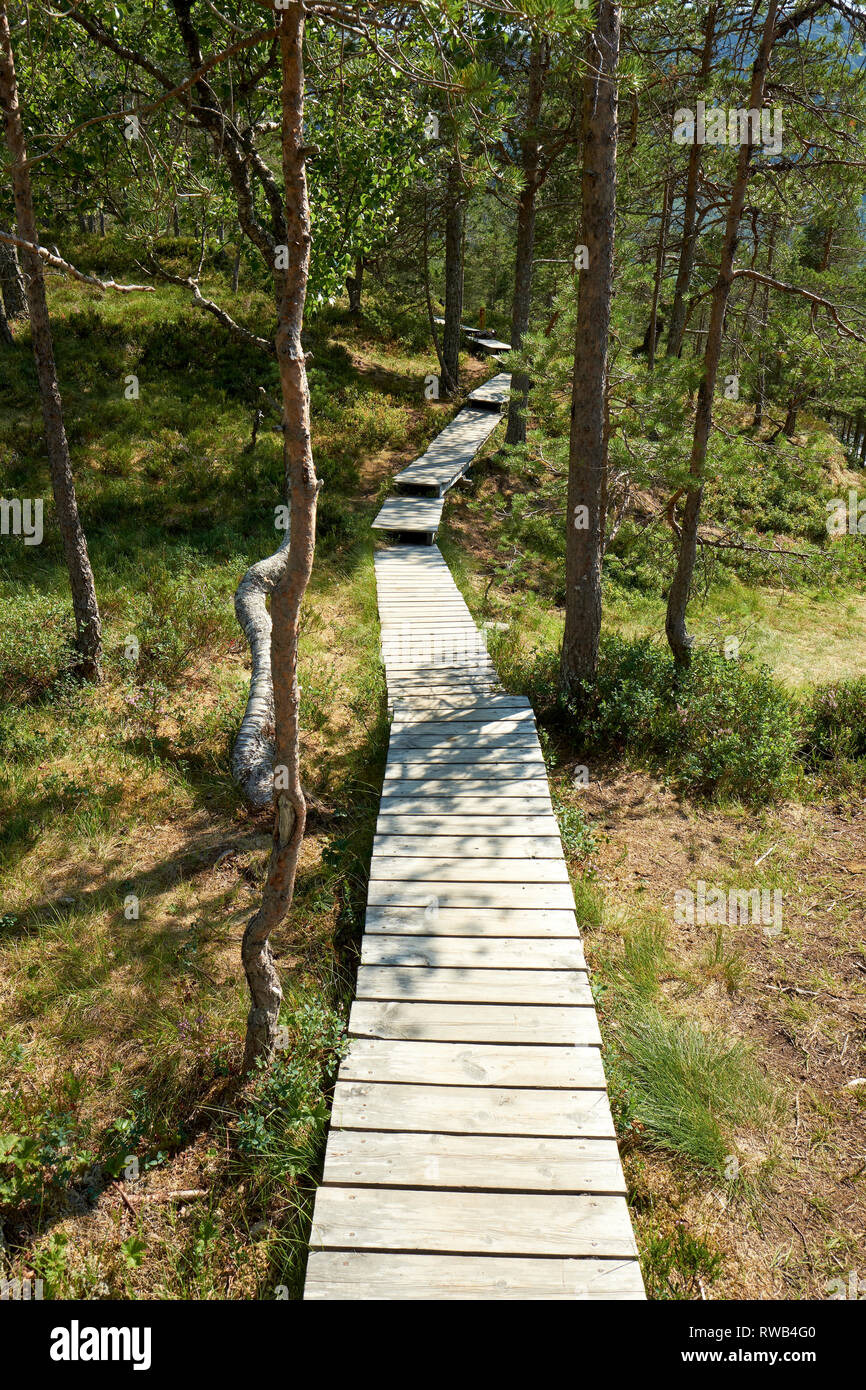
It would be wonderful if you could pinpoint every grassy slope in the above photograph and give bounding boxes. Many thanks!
[2,248,864,1300]
[0,254,480,1298]
[440,432,866,1300]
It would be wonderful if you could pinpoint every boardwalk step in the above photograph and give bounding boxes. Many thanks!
[304,382,643,1300]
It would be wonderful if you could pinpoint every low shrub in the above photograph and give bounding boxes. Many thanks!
[494,631,799,803]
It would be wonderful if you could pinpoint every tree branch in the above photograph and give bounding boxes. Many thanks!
[0,229,154,292]
[144,255,275,354]
[730,268,866,344]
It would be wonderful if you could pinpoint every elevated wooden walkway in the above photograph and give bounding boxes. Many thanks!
[305,376,643,1300]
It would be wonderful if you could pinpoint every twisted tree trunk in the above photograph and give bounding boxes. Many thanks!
[233,531,291,810]
[0,2,102,678]
[241,2,319,1076]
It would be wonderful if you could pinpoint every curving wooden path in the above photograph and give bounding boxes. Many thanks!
[304,378,644,1300]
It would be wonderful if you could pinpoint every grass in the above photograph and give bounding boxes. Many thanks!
[0,238,467,1298]
[3,232,865,1301]
[612,1004,780,1175]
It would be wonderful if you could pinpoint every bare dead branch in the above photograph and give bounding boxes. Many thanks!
[0,229,154,292]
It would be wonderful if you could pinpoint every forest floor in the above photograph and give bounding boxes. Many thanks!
[1,261,864,1299]
[444,465,866,1301]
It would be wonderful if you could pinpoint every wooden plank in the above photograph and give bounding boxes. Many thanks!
[360,935,584,971]
[375,795,554,815]
[372,496,444,533]
[388,732,540,750]
[390,703,532,718]
[304,520,642,1300]
[369,856,569,883]
[331,1080,612,1138]
[372,835,563,859]
[355,965,589,1005]
[474,335,512,353]
[348,1000,602,1045]
[378,783,547,806]
[305,1251,645,1300]
[321,1130,623,1192]
[466,372,511,410]
[383,764,547,781]
[374,816,560,837]
[340,1038,602,1088]
[309,1187,636,1257]
[367,881,576,909]
[364,905,579,937]
[393,410,503,493]
[391,716,536,734]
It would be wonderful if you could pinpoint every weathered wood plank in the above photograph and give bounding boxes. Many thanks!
[369,856,569,883]
[367,881,576,909]
[321,1131,624,1193]
[390,716,536,734]
[355,965,589,1004]
[360,935,584,970]
[383,763,547,780]
[309,1187,636,1257]
[340,1038,602,1087]
[376,795,554,814]
[348,1000,602,1045]
[372,835,563,859]
[374,815,560,837]
[305,1252,644,1300]
[331,1080,612,1138]
[372,496,444,533]
[364,905,579,937]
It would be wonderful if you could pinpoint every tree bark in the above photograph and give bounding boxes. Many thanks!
[753,221,775,429]
[647,172,671,370]
[666,4,717,358]
[241,2,319,1076]
[783,396,800,439]
[442,159,464,396]
[0,2,102,678]
[0,226,27,318]
[0,274,11,344]
[232,531,292,810]
[346,251,364,313]
[505,36,548,447]
[665,0,780,668]
[560,0,620,698]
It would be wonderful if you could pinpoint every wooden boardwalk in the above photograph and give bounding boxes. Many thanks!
[305,380,643,1300]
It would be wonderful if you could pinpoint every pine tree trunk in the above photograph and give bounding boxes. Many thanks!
[346,252,364,314]
[0,3,102,678]
[647,173,671,370]
[505,36,547,447]
[560,0,620,698]
[241,1,319,1076]
[665,0,780,668]
[783,397,800,439]
[0,281,12,344]
[666,4,717,358]
[753,222,775,429]
[442,159,464,396]
[0,227,28,318]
